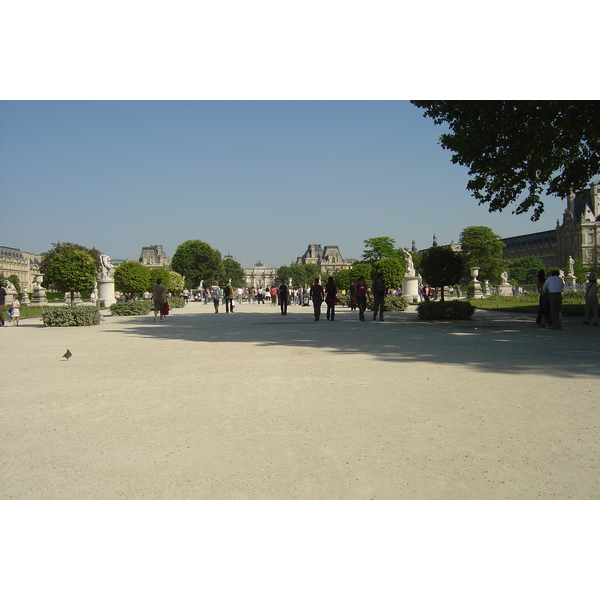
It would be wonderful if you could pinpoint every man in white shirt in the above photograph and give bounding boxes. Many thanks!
[542,270,565,330]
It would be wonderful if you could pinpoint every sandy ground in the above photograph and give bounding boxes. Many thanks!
[1,299,598,499]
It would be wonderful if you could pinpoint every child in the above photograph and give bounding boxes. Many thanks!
[10,295,20,326]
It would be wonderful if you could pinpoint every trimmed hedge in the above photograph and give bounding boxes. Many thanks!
[366,296,409,312]
[109,300,153,316]
[417,300,475,320]
[42,306,101,327]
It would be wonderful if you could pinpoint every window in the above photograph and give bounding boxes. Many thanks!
[588,232,594,245]
[588,249,594,262]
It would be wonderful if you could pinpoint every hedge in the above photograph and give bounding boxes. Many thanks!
[417,300,475,320]
[42,306,101,327]
[109,300,153,316]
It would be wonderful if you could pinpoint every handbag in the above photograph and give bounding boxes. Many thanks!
[161,301,170,316]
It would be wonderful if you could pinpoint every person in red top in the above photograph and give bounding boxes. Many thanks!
[309,278,324,321]
[355,276,369,321]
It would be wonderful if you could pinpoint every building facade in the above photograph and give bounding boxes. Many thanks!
[501,181,600,269]
[0,245,42,292]
[139,245,170,268]
[295,244,356,276]
[244,262,278,289]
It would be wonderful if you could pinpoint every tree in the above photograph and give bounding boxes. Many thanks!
[114,261,150,297]
[168,271,185,294]
[148,267,171,290]
[43,248,97,305]
[372,257,405,289]
[459,226,506,282]
[507,256,545,284]
[349,262,374,283]
[171,240,225,288]
[304,263,321,282]
[41,242,101,290]
[223,257,245,288]
[420,246,465,301]
[412,101,600,220]
[334,268,352,291]
[7,274,21,295]
[277,263,311,285]
[362,237,397,263]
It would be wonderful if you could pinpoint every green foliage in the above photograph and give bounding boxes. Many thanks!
[412,101,600,220]
[365,295,409,312]
[334,269,352,291]
[42,248,97,304]
[114,261,151,296]
[223,258,245,288]
[276,263,320,286]
[507,255,545,284]
[372,257,405,289]
[420,246,465,300]
[166,296,185,308]
[42,305,101,327]
[7,274,21,294]
[349,262,373,283]
[459,226,506,282]
[171,240,225,288]
[148,267,171,290]
[168,271,185,294]
[109,300,153,316]
[417,300,475,320]
[362,236,398,263]
[40,242,101,288]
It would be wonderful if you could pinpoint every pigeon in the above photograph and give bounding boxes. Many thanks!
[63,349,72,361]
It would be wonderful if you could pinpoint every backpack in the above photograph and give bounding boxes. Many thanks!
[223,285,231,296]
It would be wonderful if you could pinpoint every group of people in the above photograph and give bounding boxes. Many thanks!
[536,269,599,330]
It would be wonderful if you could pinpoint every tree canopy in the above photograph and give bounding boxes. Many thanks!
[372,257,404,289]
[40,242,101,290]
[420,246,465,301]
[362,237,398,263]
[43,248,97,304]
[114,261,151,297]
[459,226,506,282]
[276,263,318,286]
[171,240,225,288]
[223,257,245,288]
[507,255,545,285]
[412,101,600,220]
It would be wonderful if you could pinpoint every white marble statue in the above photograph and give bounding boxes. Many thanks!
[568,255,575,276]
[401,249,416,277]
[99,254,115,280]
[500,271,509,284]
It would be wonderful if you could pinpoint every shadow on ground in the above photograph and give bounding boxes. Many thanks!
[98,306,600,379]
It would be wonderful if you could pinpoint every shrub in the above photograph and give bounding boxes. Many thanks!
[366,295,409,312]
[42,306,101,327]
[109,300,153,316]
[417,300,475,320]
[167,296,185,309]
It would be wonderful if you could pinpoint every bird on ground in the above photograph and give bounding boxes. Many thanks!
[63,349,72,361]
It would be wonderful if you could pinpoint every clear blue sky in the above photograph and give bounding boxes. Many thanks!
[0,100,565,267]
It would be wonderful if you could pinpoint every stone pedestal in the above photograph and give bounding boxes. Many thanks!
[466,267,483,300]
[482,280,491,296]
[564,275,576,288]
[20,288,30,305]
[402,276,420,303]
[98,279,115,307]
[498,283,513,297]
[30,275,48,305]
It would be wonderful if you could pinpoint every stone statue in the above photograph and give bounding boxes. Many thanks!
[501,271,509,284]
[401,249,416,277]
[568,255,575,276]
[99,254,114,281]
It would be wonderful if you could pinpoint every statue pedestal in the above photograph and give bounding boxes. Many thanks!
[98,279,115,307]
[498,283,513,297]
[565,275,576,288]
[402,276,420,303]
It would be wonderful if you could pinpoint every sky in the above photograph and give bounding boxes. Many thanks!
[0,100,568,267]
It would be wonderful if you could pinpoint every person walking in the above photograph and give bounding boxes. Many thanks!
[356,276,369,321]
[0,282,7,326]
[372,272,386,321]
[536,269,552,328]
[152,278,167,322]
[223,281,234,313]
[211,282,221,313]
[542,270,565,330]
[325,276,338,321]
[583,272,598,326]
[348,281,357,311]
[278,279,289,315]
[309,278,324,321]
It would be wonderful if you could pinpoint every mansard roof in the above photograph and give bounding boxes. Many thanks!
[501,230,556,251]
